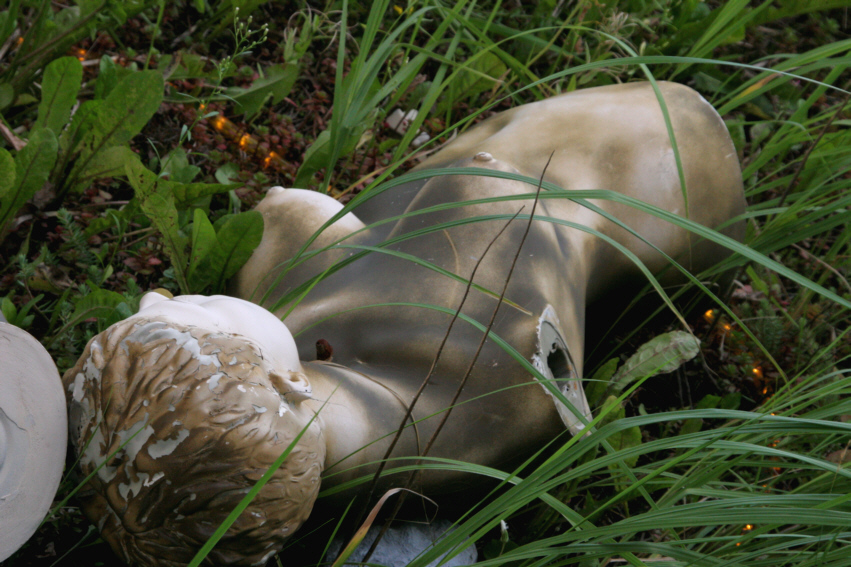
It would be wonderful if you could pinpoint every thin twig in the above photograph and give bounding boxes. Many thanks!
[777,93,850,208]
[353,195,524,531]
[0,28,21,62]
[0,120,26,151]
[101,226,155,242]
[421,152,553,460]
[362,151,554,562]
[792,243,851,293]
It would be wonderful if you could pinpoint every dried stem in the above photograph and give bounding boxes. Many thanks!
[777,92,850,208]
[353,192,524,532]
[362,151,554,562]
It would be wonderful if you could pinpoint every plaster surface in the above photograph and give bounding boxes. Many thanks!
[63,81,746,566]
[0,323,67,563]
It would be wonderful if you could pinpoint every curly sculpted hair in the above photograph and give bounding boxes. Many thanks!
[63,317,325,567]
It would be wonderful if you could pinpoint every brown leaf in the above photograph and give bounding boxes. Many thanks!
[826,447,851,464]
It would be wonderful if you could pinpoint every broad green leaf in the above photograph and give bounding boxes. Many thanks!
[35,56,83,135]
[71,145,137,191]
[12,93,38,107]
[161,147,200,183]
[680,418,703,436]
[611,331,700,391]
[0,149,14,199]
[294,129,333,187]
[599,395,641,488]
[69,288,128,327]
[160,51,219,81]
[95,55,119,100]
[0,294,41,329]
[0,128,58,232]
[0,296,16,322]
[719,392,741,410]
[226,64,300,117]
[125,156,189,291]
[170,180,237,207]
[203,211,263,293]
[681,394,722,435]
[188,208,218,291]
[294,112,375,188]
[95,70,164,146]
[83,216,114,238]
[59,99,100,154]
[74,71,164,179]
[585,358,619,407]
[0,82,13,110]
[215,162,240,184]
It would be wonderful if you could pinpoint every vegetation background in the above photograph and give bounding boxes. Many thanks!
[1,0,850,566]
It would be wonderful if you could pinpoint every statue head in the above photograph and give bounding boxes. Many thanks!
[63,295,325,566]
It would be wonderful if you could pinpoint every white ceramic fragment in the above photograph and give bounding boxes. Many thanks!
[327,519,478,567]
[412,130,431,147]
[0,323,67,562]
[385,108,418,134]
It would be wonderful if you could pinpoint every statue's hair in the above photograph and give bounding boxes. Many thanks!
[63,317,325,567]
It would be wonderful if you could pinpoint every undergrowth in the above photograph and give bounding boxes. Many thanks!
[1,1,850,566]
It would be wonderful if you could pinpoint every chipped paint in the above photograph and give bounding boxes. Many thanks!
[227,416,249,430]
[119,472,150,500]
[143,472,165,486]
[71,373,85,402]
[117,418,154,464]
[148,429,190,459]
[207,373,223,392]
[126,321,223,369]
[81,425,117,483]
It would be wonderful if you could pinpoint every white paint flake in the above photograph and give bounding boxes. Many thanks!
[148,428,190,459]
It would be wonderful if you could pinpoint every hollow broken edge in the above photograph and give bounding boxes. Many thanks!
[532,305,592,437]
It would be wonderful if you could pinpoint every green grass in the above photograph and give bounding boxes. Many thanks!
[2,1,850,566]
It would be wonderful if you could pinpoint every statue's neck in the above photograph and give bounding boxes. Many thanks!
[302,361,413,489]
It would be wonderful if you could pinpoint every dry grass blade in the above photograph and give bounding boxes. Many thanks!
[352,202,525,530]
[361,152,554,562]
[776,91,850,208]
[331,488,434,567]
